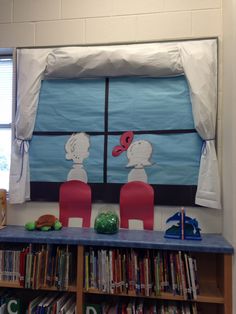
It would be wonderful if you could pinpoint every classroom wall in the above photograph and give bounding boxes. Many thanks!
[0,0,223,232]
[222,0,236,312]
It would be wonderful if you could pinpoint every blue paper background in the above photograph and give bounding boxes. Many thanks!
[107,133,202,185]
[35,78,105,132]
[108,76,194,131]
[30,76,202,185]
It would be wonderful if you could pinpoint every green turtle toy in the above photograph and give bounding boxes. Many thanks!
[25,214,62,231]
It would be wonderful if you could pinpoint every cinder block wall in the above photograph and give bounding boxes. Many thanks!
[0,0,221,46]
[0,0,223,234]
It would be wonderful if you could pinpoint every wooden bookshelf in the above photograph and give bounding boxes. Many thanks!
[0,226,233,314]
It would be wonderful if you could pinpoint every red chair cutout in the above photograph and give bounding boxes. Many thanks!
[59,180,92,227]
[120,181,154,230]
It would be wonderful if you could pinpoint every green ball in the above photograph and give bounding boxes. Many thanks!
[94,211,119,234]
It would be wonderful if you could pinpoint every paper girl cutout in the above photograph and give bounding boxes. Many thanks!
[65,132,90,182]
[112,131,153,183]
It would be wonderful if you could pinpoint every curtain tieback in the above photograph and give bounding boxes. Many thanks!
[15,138,29,182]
[201,138,215,156]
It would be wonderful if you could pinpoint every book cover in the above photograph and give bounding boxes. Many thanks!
[58,295,75,314]
[55,293,70,314]
[6,297,21,314]
[28,295,44,314]
[84,303,101,314]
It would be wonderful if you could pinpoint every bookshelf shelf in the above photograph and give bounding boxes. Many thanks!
[83,281,225,303]
[40,285,77,292]
[0,226,233,314]
[0,280,22,288]
[0,281,77,292]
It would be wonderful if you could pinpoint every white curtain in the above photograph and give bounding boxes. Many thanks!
[179,40,221,209]
[45,43,183,78]
[9,40,221,209]
[9,49,51,203]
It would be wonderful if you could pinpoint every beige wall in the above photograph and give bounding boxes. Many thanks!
[222,0,236,313]
[0,0,224,232]
[0,0,222,47]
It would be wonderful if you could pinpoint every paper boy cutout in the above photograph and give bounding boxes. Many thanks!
[65,132,90,182]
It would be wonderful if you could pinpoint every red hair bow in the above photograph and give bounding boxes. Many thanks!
[112,131,134,157]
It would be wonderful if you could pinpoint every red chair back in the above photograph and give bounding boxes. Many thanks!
[120,181,154,230]
[59,180,92,227]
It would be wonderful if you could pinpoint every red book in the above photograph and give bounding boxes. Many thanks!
[178,251,187,300]
[19,246,29,287]
[128,250,135,293]
[139,258,144,295]
[175,252,182,295]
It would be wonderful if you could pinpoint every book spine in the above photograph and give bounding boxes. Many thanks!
[184,253,193,300]
[188,256,197,300]
[84,251,89,291]
[178,251,187,300]
[169,252,176,295]
[109,249,114,294]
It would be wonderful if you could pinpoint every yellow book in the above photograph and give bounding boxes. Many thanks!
[85,252,89,290]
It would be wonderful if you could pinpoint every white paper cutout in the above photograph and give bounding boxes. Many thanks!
[126,139,153,182]
[65,132,90,182]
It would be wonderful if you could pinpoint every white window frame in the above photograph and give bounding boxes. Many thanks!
[0,50,14,191]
